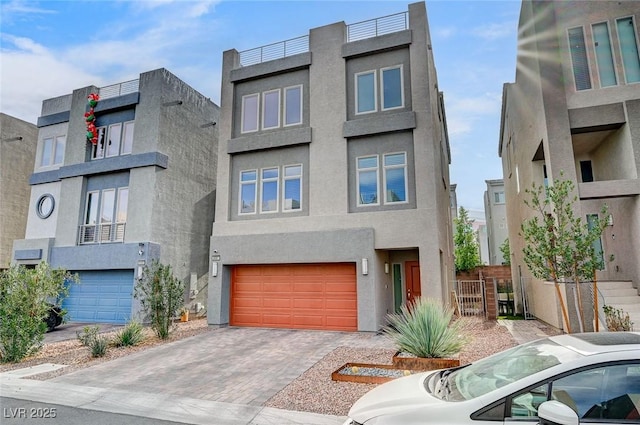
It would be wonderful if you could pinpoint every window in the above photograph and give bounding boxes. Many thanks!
[260,167,279,213]
[284,85,302,126]
[283,165,302,211]
[494,191,505,204]
[92,121,134,159]
[568,26,592,90]
[580,160,594,182]
[592,22,617,87]
[80,187,128,244]
[262,89,280,130]
[381,65,403,110]
[383,153,407,203]
[356,70,377,114]
[587,214,604,269]
[239,165,302,214]
[617,17,640,84]
[240,170,257,214]
[40,135,66,167]
[241,94,259,133]
[357,156,379,205]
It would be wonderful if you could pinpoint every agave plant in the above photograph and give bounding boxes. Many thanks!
[383,297,469,358]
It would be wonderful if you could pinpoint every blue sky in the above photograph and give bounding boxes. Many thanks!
[0,0,520,214]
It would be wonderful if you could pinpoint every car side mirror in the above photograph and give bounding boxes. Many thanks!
[538,401,579,425]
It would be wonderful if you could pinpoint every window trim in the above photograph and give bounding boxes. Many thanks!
[260,167,280,214]
[382,151,408,204]
[355,70,378,115]
[121,121,135,155]
[356,155,380,206]
[283,85,303,127]
[591,21,618,88]
[40,135,66,167]
[92,127,107,159]
[239,169,258,215]
[380,65,404,111]
[282,164,303,212]
[241,93,260,134]
[567,25,593,91]
[84,190,99,225]
[105,122,123,158]
[615,15,640,85]
[261,89,281,130]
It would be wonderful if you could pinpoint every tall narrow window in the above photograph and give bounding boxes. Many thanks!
[568,27,592,90]
[284,86,302,126]
[106,123,122,157]
[381,66,403,110]
[241,94,259,133]
[85,191,99,226]
[240,170,257,214]
[592,22,617,87]
[356,71,376,114]
[260,167,279,213]
[283,165,302,211]
[53,136,65,164]
[262,90,280,129]
[580,160,594,182]
[93,127,106,159]
[121,121,134,155]
[357,156,379,205]
[115,188,129,241]
[383,153,407,203]
[617,17,640,83]
[587,214,605,270]
[41,138,53,166]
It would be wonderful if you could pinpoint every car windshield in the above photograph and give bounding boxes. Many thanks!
[432,339,582,401]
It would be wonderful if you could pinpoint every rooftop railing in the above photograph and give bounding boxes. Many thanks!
[239,35,309,67]
[347,11,408,42]
[99,79,140,100]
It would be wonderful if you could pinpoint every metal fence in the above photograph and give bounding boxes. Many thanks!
[78,223,126,244]
[99,79,140,100]
[347,11,408,42]
[239,35,309,67]
[455,280,485,317]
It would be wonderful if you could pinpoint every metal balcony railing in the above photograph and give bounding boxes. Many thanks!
[347,11,408,42]
[78,223,126,244]
[239,35,309,67]
[99,79,140,100]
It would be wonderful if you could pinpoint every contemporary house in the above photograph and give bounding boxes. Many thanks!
[208,1,454,332]
[499,0,640,330]
[12,68,219,324]
[483,179,508,265]
[0,114,38,270]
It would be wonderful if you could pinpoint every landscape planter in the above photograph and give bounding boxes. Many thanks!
[331,362,414,384]
[392,352,460,371]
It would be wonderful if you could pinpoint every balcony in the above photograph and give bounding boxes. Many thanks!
[99,79,139,100]
[78,223,126,245]
[346,11,408,42]
[239,35,309,67]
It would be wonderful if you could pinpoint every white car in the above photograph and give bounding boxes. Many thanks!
[344,332,640,425]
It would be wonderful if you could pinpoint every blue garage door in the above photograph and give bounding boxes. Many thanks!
[64,270,134,324]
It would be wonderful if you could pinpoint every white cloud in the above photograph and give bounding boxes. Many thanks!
[0,0,57,17]
[472,22,515,41]
[434,26,457,39]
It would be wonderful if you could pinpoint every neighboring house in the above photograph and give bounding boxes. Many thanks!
[0,113,38,269]
[208,1,453,332]
[483,179,508,265]
[12,68,219,324]
[499,0,640,330]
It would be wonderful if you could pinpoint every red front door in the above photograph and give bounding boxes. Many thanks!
[405,261,421,304]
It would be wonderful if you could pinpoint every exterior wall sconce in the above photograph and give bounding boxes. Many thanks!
[137,260,146,279]
[211,250,221,276]
[138,242,145,256]
[384,263,389,274]
[362,258,368,275]
[162,100,182,107]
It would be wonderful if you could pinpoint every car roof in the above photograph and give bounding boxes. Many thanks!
[548,332,640,356]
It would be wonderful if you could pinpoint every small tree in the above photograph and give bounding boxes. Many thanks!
[520,174,608,333]
[500,238,511,266]
[134,260,185,339]
[454,206,481,272]
[0,262,76,363]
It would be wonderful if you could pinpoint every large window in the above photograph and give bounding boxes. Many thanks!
[40,135,66,167]
[357,152,407,206]
[617,16,640,84]
[80,187,128,244]
[92,121,134,159]
[592,22,617,87]
[239,164,302,215]
[568,26,592,91]
[241,85,303,134]
[355,65,404,115]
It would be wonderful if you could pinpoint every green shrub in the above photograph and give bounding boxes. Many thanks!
[113,321,144,347]
[90,335,109,357]
[603,305,634,331]
[383,297,469,358]
[0,263,76,363]
[76,325,100,347]
[134,260,185,339]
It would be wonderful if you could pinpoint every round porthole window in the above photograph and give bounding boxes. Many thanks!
[36,194,55,219]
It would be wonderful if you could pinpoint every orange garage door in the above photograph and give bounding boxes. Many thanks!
[231,263,357,331]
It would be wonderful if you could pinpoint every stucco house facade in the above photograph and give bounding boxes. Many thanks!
[499,0,640,330]
[12,68,219,324]
[208,1,454,332]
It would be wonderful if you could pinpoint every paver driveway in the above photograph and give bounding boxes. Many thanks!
[52,326,393,406]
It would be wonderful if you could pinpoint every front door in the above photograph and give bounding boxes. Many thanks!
[405,261,421,304]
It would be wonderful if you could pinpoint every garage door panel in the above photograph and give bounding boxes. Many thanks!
[231,263,357,331]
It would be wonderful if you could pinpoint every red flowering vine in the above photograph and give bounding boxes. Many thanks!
[85,93,100,145]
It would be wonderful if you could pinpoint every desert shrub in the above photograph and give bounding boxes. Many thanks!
[603,305,633,331]
[0,263,76,363]
[134,260,185,339]
[76,325,110,357]
[383,297,469,358]
[113,321,144,347]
